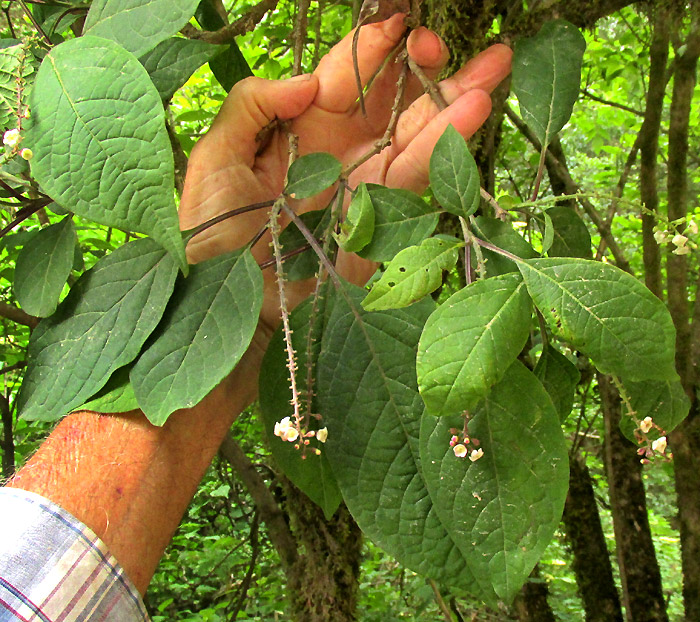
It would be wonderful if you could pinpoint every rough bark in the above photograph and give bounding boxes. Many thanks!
[512,565,556,622]
[283,479,363,622]
[599,374,668,622]
[0,394,14,480]
[563,451,623,622]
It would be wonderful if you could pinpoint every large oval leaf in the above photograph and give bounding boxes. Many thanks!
[420,361,569,603]
[511,20,586,147]
[18,238,179,421]
[27,37,186,270]
[130,249,263,426]
[417,273,532,416]
[318,283,498,604]
[517,258,677,381]
[429,124,481,217]
[259,292,342,520]
[357,186,439,262]
[84,0,200,58]
[13,217,77,317]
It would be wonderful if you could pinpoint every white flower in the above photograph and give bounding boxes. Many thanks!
[20,148,32,160]
[672,233,688,248]
[469,448,484,462]
[3,129,20,148]
[673,245,691,256]
[653,230,669,245]
[652,436,667,453]
[316,427,328,443]
[274,417,299,443]
[688,220,699,235]
[639,416,653,434]
[453,444,468,458]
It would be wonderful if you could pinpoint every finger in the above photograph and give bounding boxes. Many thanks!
[194,74,319,169]
[313,13,407,113]
[385,89,492,192]
[392,44,511,152]
[361,26,449,123]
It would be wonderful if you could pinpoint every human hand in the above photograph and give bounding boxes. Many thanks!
[179,14,512,334]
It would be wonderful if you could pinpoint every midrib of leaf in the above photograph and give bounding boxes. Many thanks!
[440,280,526,408]
[544,38,558,145]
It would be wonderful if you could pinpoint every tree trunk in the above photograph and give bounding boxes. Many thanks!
[599,374,668,622]
[563,451,623,622]
[283,480,363,622]
[0,394,14,479]
[512,564,557,622]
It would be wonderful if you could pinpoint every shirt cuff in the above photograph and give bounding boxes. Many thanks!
[0,487,149,622]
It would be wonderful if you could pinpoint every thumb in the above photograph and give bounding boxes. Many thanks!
[203,74,319,167]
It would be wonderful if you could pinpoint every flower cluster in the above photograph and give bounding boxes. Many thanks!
[635,416,670,463]
[273,416,328,457]
[449,428,484,462]
[654,218,698,256]
[2,129,32,160]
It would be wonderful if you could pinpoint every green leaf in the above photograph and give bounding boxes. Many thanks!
[259,292,342,520]
[619,377,690,442]
[27,37,187,271]
[18,238,178,421]
[429,124,480,217]
[318,283,494,601]
[210,40,253,92]
[362,236,462,311]
[0,43,34,130]
[512,20,586,147]
[130,249,263,426]
[14,217,77,317]
[420,361,569,603]
[541,210,554,254]
[278,208,330,281]
[534,345,580,422]
[517,258,677,381]
[472,216,537,277]
[285,152,342,200]
[84,0,200,58]
[546,205,592,258]
[78,366,139,414]
[139,38,220,101]
[417,273,532,416]
[335,182,374,252]
[357,186,439,262]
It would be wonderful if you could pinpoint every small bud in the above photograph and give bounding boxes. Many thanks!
[449,435,459,447]
[20,148,33,160]
[3,129,20,148]
[453,444,468,458]
[652,436,667,453]
[314,448,322,456]
[316,427,328,443]
[469,448,484,462]
[639,416,653,434]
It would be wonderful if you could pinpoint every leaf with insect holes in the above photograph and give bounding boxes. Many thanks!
[357,186,439,262]
[14,217,77,317]
[27,37,187,270]
[517,258,677,381]
[17,238,178,422]
[429,124,481,217]
[420,361,568,603]
[84,0,201,57]
[130,249,262,426]
[417,273,532,416]
[512,20,586,147]
[335,182,375,252]
[318,282,496,603]
[259,291,342,520]
[362,236,462,311]
[285,153,342,200]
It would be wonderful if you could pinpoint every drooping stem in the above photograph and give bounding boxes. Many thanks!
[184,199,275,243]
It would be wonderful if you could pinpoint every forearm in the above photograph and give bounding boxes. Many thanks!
[7,341,265,595]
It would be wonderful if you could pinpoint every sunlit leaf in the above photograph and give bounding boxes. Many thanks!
[335,182,374,252]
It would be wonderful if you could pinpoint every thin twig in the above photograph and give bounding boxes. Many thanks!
[0,199,51,238]
[463,216,486,279]
[184,200,275,243]
[292,0,311,75]
[480,187,508,220]
[0,361,25,376]
[181,0,279,43]
[408,56,447,111]
[258,243,310,270]
[17,0,51,46]
[429,579,454,622]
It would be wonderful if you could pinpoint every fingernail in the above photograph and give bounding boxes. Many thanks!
[285,73,313,82]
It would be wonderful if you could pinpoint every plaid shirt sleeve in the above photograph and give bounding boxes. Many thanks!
[0,488,150,622]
